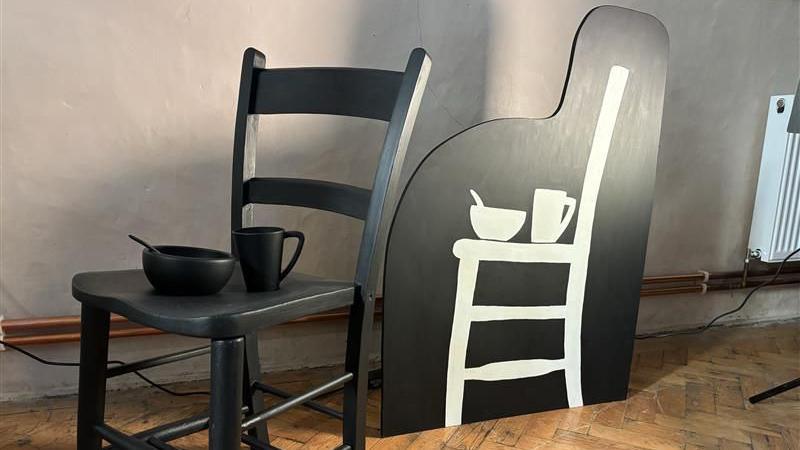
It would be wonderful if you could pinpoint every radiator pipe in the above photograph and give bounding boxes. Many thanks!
[0,307,362,347]
[639,285,705,297]
[641,273,707,285]
[708,265,800,280]
[2,270,797,347]
[3,327,164,346]
[640,272,800,297]
[640,266,800,285]
[1,314,129,335]
[706,275,800,291]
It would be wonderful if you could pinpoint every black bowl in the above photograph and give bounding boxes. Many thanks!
[142,245,235,295]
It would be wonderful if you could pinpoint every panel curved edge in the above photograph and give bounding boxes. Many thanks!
[382,5,669,436]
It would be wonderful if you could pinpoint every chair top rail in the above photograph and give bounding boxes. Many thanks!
[251,67,405,121]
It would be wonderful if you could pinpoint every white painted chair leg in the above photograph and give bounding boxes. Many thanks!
[444,258,479,427]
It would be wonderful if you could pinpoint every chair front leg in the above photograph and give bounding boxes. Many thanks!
[210,337,245,450]
[342,293,376,450]
[243,333,269,447]
[77,305,111,450]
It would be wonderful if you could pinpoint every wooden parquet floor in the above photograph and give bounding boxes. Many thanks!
[1,321,798,449]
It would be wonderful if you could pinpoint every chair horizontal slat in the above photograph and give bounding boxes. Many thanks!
[452,239,578,263]
[470,305,567,322]
[242,373,353,429]
[126,407,248,443]
[129,412,209,442]
[244,177,371,220]
[464,358,566,381]
[107,346,210,378]
[96,424,153,450]
[253,381,344,419]
[251,68,404,121]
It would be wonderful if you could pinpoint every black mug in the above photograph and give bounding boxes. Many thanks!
[233,227,305,292]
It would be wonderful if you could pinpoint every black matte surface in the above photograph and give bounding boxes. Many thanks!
[474,262,569,306]
[462,373,569,423]
[233,227,305,292]
[73,47,431,450]
[245,178,371,220]
[464,320,564,368]
[252,68,403,121]
[72,268,354,338]
[142,245,235,296]
[382,6,668,435]
[209,337,244,449]
[76,305,110,449]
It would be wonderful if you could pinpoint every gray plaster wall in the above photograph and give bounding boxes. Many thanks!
[1,0,798,400]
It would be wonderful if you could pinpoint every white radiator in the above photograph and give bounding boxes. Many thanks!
[748,94,800,263]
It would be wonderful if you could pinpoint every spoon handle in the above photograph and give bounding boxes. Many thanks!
[469,189,484,207]
[128,234,160,253]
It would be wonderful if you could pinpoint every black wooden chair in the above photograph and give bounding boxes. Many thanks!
[72,47,430,450]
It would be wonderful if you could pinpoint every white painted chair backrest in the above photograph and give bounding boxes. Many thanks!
[572,66,629,248]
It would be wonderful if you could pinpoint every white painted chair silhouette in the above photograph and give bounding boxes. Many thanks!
[444,65,630,426]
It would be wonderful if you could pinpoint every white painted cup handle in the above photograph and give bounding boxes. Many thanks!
[557,197,577,239]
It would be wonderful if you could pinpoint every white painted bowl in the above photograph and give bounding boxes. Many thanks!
[469,205,527,241]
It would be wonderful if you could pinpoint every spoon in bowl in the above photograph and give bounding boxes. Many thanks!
[128,234,161,253]
[469,189,485,207]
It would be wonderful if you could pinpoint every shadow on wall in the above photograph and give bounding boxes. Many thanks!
[249,0,493,282]
[0,0,495,399]
[0,127,375,398]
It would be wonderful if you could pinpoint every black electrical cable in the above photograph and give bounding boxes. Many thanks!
[3,247,798,390]
[128,371,210,397]
[635,246,800,340]
[0,339,210,397]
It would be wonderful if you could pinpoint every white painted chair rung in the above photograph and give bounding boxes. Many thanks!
[470,305,567,322]
[464,359,567,381]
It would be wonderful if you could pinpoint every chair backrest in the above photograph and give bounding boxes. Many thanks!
[572,65,629,249]
[231,47,431,297]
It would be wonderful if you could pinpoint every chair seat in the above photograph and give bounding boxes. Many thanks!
[72,268,355,338]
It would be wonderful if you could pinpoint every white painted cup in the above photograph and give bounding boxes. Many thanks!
[531,189,576,243]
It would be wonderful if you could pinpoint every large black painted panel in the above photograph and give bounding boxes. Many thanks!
[382,6,668,436]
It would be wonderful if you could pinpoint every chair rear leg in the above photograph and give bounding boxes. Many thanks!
[77,305,110,450]
[342,294,376,450]
[210,337,245,450]
[243,333,269,447]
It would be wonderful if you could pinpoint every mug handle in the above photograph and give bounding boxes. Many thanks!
[557,197,577,239]
[280,231,305,280]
